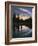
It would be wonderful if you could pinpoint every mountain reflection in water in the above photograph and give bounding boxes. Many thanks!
[13,25,32,38]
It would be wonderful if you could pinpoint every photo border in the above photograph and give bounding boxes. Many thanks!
[5,1,37,45]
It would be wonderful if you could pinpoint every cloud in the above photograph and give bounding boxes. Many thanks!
[18,8,32,15]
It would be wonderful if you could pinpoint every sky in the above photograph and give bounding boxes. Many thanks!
[11,6,33,16]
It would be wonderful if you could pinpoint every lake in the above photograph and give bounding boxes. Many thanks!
[13,25,32,38]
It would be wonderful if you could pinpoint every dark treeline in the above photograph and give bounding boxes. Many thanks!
[12,13,32,30]
[14,17,32,29]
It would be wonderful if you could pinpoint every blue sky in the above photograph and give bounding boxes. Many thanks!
[11,6,33,16]
[15,6,32,13]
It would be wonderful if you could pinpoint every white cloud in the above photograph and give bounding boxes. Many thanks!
[19,8,32,15]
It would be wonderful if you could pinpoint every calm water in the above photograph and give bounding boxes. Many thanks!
[13,25,32,38]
